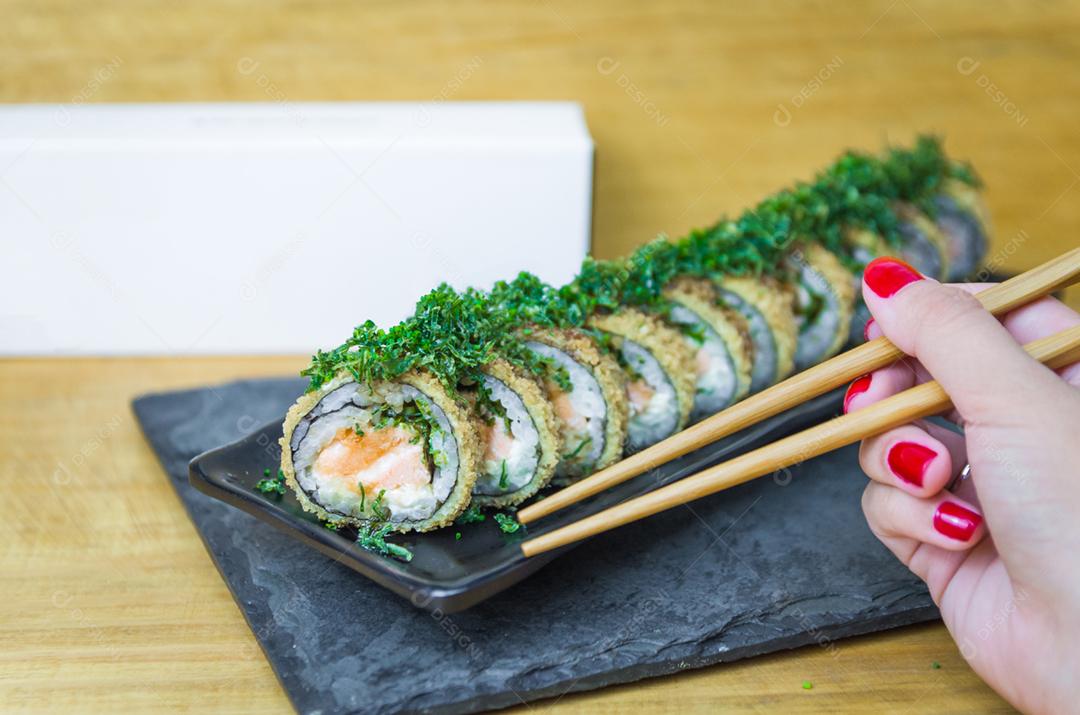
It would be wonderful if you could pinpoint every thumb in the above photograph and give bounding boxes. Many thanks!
[860,257,1064,425]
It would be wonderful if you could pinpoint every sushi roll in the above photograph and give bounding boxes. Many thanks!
[843,206,949,343]
[714,275,798,392]
[661,276,754,421]
[589,308,696,453]
[934,179,990,280]
[469,359,561,508]
[847,204,950,282]
[524,328,630,484]
[788,243,856,371]
[894,203,950,281]
[280,370,481,533]
[843,226,883,343]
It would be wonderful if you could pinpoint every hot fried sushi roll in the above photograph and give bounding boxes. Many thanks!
[662,276,753,421]
[524,328,629,483]
[589,308,696,452]
[848,206,949,282]
[280,371,481,533]
[934,179,990,280]
[843,210,948,343]
[486,272,630,482]
[842,226,882,344]
[788,243,856,371]
[470,359,561,508]
[714,275,797,392]
[895,203,950,281]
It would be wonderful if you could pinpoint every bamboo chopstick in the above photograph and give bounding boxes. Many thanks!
[517,247,1080,525]
[520,323,1080,557]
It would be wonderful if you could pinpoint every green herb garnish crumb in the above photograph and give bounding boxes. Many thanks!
[371,488,389,521]
[802,680,813,690]
[494,512,522,534]
[356,524,413,562]
[255,468,286,496]
[567,436,592,460]
[931,661,941,670]
[456,506,486,525]
[455,532,462,541]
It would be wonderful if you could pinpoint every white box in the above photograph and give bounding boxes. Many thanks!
[0,102,593,354]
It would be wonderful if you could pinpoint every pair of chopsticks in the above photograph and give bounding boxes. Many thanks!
[519,248,1080,558]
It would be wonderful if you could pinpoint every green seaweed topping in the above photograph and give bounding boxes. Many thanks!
[254,469,286,496]
[489,272,579,328]
[566,435,593,460]
[493,512,522,534]
[561,257,632,318]
[303,136,976,403]
[455,505,486,525]
[370,488,389,521]
[302,283,564,395]
[356,523,413,562]
[806,135,978,263]
[498,459,509,490]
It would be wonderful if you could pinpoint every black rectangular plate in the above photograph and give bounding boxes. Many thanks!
[189,389,847,613]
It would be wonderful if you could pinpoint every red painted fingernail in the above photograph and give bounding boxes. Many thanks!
[886,441,936,487]
[843,374,872,414]
[864,257,923,298]
[862,317,876,342]
[933,501,982,541]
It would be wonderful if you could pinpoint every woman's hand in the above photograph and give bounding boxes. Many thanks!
[847,257,1080,715]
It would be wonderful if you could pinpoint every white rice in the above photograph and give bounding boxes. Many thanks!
[290,382,459,524]
[526,340,607,476]
[667,304,738,421]
[621,339,679,452]
[473,375,541,496]
[792,260,841,371]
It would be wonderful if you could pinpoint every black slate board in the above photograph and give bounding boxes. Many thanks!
[133,377,938,715]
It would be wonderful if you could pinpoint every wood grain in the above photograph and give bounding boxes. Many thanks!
[8,0,1080,711]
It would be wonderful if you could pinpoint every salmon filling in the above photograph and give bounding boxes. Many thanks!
[626,379,655,412]
[314,426,430,496]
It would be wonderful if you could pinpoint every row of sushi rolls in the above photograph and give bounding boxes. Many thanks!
[270,136,991,554]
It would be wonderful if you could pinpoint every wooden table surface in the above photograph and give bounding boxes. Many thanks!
[5,0,1080,712]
